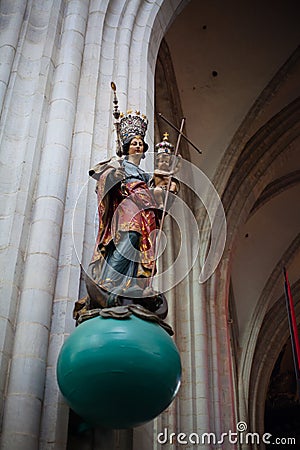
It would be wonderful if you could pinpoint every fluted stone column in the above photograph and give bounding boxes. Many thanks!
[0,0,63,439]
[0,1,88,448]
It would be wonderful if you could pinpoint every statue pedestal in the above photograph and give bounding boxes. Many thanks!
[57,313,181,429]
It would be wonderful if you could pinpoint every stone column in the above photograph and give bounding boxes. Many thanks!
[0,0,62,437]
[0,1,88,448]
[40,1,106,447]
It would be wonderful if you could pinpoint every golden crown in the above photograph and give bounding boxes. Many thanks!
[119,110,148,145]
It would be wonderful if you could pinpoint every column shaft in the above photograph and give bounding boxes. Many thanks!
[0,1,87,448]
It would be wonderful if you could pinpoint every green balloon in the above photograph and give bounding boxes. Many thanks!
[57,315,181,429]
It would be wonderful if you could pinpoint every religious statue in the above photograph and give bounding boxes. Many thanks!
[73,84,181,324]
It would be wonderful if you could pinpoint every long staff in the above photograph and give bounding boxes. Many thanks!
[111,82,122,156]
[149,118,186,286]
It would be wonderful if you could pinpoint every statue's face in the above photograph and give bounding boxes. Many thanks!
[128,136,144,155]
[157,153,171,171]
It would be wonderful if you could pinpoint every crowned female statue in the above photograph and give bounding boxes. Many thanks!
[73,94,181,323]
[89,111,160,298]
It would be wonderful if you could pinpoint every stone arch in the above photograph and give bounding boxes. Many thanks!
[238,232,300,423]
[214,98,300,439]
[251,170,300,215]
[201,93,300,447]
[197,94,300,286]
[222,97,300,247]
[249,279,300,439]
[212,45,300,197]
